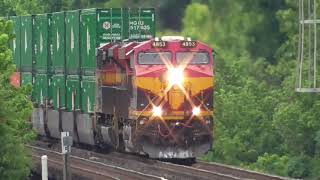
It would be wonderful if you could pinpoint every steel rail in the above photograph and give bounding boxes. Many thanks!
[29,141,293,180]
[32,154,118,180]
[76,148,241,180]
[29,145,164,180]
[193,161,294,180]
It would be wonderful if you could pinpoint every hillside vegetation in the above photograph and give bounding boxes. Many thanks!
[183,1,320,179]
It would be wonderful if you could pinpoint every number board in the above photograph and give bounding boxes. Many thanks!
[181,41,197,48]
[152,41,167,48]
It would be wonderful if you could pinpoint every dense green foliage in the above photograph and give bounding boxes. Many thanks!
[0,19,34,179]
[182,0,320,179]
[0,1,39,179]
[0,0,44,15]
[1,0,319,179]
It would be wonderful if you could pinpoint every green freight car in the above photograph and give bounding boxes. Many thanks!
[10,8,156,76]
[20,15,33,72]
[81,75,96,113]
[80,9,124,75]
[21,72,32,85]
[33,73,51,105]
[66,75,81,111]
[51,74,66,109]
[66,10,81,75]
[51,12,66,74]
[34,14,51,73]
[9,8,156,145]
[10,16,22,70]
[80,8,155,75]
[127,8,155,40]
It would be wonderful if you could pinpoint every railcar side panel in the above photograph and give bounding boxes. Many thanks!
[51,12,66,73]
[10,16,22,71]
[34,14,51,73]
[66,10,81,75]
[20,15,33,72]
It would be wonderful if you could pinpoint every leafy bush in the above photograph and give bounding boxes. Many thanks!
[0,19,35,180]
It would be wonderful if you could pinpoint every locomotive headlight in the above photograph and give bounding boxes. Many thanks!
[139,117,148,125]
[192,107,201,116]
[168,68,184,86]
[152,106,162,117]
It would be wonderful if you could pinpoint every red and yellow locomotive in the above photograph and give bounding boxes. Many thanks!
[97,36,214,158]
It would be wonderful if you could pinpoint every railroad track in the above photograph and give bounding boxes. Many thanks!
[193,161,292,180]
[98,151,291,180]
[29,145,163,180]
[30,140,292,180]
[59,146,240,180]
[94,151,240,180]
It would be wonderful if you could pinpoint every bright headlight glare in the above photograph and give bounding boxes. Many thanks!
[168,68,184,85]
[152,106,162,117]
[192,107,201,116]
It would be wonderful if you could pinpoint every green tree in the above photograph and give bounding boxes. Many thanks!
[0,0,44,16]
[182,1,320,179]
[249,153,289,176]
[0,19,34,180]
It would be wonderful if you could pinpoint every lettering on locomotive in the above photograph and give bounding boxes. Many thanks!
[151,41,167,48]
[180,40,197,48]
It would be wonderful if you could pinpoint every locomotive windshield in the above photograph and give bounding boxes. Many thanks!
[176,52,210,64]
[138,52,172,65]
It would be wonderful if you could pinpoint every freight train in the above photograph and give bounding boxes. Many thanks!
[8,8,214,159]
